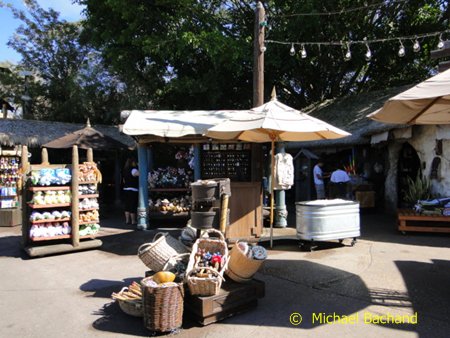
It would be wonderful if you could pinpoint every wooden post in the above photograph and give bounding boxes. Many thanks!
[219,194,229,234]
[2,103,7,119]
[87,148,93,162]
[41,147,49,165]
[21,145,30,246]
[253,1,265,107]
[71,145,80,247]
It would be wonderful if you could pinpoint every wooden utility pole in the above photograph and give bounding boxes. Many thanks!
[253,1,265,107]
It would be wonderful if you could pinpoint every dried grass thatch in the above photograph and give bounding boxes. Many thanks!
[0,118,135,149]
[288,85,411,148]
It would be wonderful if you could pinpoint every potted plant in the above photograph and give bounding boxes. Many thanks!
[401,172,431,208]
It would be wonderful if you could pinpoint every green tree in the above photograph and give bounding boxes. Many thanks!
[78,0,449,110]
[1,0,122,124]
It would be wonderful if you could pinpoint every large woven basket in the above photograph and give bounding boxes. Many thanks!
[141,277,184,332]
[226,242,265,283]
[185,229,228,296]
[138,232,190,272]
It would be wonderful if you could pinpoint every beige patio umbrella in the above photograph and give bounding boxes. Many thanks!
[206,90,351,247]
[368,69,450,124]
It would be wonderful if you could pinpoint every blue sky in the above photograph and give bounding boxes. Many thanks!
[0,0,84,63]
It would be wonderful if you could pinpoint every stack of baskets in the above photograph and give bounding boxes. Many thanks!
[137,232,190,273]
[190,178,230,230]
[185,229,229,296]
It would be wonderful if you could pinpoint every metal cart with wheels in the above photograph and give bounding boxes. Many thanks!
[296,199,360,251]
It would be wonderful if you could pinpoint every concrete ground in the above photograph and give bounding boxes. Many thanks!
[0,210,449,338]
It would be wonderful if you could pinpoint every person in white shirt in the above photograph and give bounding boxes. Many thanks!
[330,164,351,199]
[313,159,328,199]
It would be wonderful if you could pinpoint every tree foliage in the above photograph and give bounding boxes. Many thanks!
[79,0,449,111]
[2,0,122,123]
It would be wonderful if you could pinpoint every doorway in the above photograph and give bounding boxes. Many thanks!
[397,143,421,207]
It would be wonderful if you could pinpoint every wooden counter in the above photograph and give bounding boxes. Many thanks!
[226,182,262,241]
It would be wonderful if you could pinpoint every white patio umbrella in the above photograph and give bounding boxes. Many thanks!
[206,90,351,247]
[368,69,450,124]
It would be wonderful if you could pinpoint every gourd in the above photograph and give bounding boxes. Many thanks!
[153,271,176,284]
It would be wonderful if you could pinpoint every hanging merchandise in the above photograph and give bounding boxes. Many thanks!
[274,152,294,190]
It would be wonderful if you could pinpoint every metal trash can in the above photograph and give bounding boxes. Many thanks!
[296,199,360,249]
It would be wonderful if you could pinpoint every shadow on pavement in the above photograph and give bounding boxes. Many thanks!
[360,213,450,249]
[395,259,450,338]
[0,235,29,259]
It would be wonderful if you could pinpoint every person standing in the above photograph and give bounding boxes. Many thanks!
[122,157,139,225]
[330,164,351,199]
[313,159,328,199]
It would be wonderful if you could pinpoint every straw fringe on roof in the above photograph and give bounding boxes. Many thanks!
[0,118,135,149]
[289,85,411,148]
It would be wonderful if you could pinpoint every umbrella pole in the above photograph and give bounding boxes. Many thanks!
[270,139,275,248]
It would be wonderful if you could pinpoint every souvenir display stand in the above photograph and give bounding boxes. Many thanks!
[0,146,23,227]
[22,146,102,257]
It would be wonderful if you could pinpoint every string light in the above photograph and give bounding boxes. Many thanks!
[398,40,405,57]
[260,45,267,53]
[344,42,352,61]
[301,44,307,58]
[289,43,296,56]
[364,38,372,61]
[264,29,449,60]
[438,34,445,49]
[413,39,421,52]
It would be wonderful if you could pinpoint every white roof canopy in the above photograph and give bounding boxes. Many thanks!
[122,110,243,138]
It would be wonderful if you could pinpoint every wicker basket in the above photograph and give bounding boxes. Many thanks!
[226,242,265,283]
[185,229,228,296]
[138,232,190,272]
[141,277,184,332]
[115,287,143,317]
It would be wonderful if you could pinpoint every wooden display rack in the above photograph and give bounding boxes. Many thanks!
[21,145,102,257]
[398,209,450,234]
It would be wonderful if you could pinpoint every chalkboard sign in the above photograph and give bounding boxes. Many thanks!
[201,144,251,181]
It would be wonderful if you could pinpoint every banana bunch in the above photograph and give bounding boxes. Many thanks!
[111,281,142,301]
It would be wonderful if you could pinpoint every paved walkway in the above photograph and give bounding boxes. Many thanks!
[0,211,449,337]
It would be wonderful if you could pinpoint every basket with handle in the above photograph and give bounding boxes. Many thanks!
[114,287,143,317]
[138,232,190,272]
[225,241,265,283]
[141,276,184,332]
[185,229,228,296]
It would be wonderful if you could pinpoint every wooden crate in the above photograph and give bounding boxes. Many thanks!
[355,191,375,208]
[398,209,450,234]
[184,279,265,326]
[0,208,22,227]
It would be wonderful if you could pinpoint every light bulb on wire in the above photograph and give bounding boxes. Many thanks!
[365,41,372,61]
[413,39,421,52]
[260,45,266,53]
[300,44,307,58]
[344,42,351,61]
[290,44,296,56]
[438,34,445,49]
[398,40,405,57]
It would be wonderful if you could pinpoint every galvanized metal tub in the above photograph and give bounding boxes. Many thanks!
[296,199,360,241]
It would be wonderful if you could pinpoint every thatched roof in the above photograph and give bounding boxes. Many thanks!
[287,85,411,148]
[0,118,135,149]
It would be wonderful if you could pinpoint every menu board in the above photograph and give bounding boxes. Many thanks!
[201,143,251,181]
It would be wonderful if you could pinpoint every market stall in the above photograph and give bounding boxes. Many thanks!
[0,146,23,227]
[121,109,264,241]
